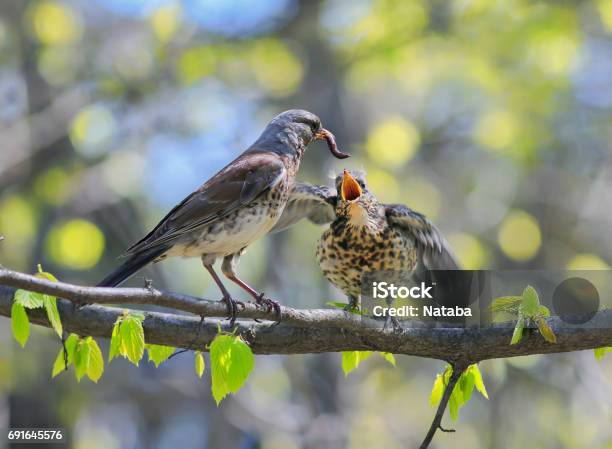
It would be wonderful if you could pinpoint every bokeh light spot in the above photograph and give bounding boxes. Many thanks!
[46,219,105,270]
[0,195,37,245]
[528,31,578,76]
[366,117,420,167]
[598,0,612,31]
[497,210,541,261]
[150,2,182,41]
[69,104,116,156]
[474,109,519,151]
[0,20,8,50]
[178,46,216,84]
[0,195,38,268]
[102,150,145,197]
[448,233,488,269]
[249,39,303,97]
[566,253,609,270]
[112,38,154,80]
[38,46,79,86]
[34,167,72,205]
[28,1,82,45]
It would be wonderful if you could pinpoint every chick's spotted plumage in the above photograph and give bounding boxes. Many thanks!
[273,170,459,309]
[316,172,417,298]
[98,109,349,322]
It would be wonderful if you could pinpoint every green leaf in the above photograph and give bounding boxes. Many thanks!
[536,316,557,343]
[119,315,145,366]
[73,339,91,382]
[226,337,255,393]
[52,347,66,378]
[341,351,373,377]
[86,337,104,383]
[71,337,104,383]
[11,302,30,347]
[195,351,205,378]
[430,364,487,420]
[211,357,230,405]
[538,305,551,317]
[43,296,62,338]
[448,387,460,421]
[594,347,612,360]
[51,334,79,378]
[210,334,255,405]
[14,290,44,309]
[469,364,489,399]
[430,365,453,406]
[489,296,521,313]
[510,315,525,345]
[520,285,540,317]
[326,301,347,309]
[52,349,67,378]
[379,352,396,366]
[326,301,362,315]
[459,370,475,403]
[108,317,122,362]
[147,344,176,367]
[429,374,445,406]
[450,377,464,407]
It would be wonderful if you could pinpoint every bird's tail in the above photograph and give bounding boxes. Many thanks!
[97,247,168,287]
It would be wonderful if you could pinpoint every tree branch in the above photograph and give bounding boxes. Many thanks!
[0,267,611,362]
[1,267,611,449]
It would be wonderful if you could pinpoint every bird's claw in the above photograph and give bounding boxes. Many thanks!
[344,296,360,313]
[222,296,244,326]
[255,293,281,324]
[383,315,403,333]
[143,278,154,291]
[344,300,360,313]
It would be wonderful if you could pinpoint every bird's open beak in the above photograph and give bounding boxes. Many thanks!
[316,129,350,159]
[341,170,362,201]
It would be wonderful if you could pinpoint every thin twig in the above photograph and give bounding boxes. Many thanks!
[419,363,468,449]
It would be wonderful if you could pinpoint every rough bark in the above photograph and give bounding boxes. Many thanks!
[1,266,611,449]
[1,267,611,363]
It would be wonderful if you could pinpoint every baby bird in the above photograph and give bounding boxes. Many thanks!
[273,170,459,310]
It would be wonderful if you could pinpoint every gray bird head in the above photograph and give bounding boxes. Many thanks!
[250,109,349,159]
[334,169,385,227]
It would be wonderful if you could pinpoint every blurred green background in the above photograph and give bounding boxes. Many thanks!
[0,0,611,448]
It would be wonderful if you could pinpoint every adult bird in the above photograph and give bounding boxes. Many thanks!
[272,169,459,310]
[98,110,349,322]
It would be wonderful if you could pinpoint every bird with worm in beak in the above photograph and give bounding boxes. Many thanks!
[98,110,349,324]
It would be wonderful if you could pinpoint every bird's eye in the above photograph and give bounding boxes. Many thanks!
[308,121,319,132]
[299,117,320,132]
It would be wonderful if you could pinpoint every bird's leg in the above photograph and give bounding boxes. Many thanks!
[344,295,360,312]
[222,254,281,323]
[229,276,282,321]
[203,262,243,326]
[383,315,403,333]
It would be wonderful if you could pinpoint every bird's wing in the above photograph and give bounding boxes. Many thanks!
[385,204,460,270]
[271,181,337,233]
[124,153,286,256]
